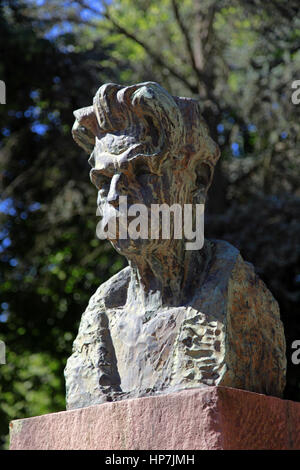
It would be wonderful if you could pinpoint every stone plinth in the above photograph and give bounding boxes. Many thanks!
[10,386,300,450]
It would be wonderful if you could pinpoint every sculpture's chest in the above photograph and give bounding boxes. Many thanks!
[106,305,225,394]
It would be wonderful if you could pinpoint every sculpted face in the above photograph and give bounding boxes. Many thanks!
[72,82,220,254]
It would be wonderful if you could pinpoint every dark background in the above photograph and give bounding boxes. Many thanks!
[0,0,299,449]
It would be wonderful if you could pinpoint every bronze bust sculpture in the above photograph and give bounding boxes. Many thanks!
[65,82,286,409]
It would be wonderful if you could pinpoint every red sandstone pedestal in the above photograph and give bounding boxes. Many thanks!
[9,386,300,450]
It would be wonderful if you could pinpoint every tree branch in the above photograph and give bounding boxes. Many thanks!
[102,5,198,94]
[170,0,199,80]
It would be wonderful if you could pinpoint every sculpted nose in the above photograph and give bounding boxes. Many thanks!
[91,169,125,206]
[72,106,99,154]
[107,174,122,206]
[73,106,99,136]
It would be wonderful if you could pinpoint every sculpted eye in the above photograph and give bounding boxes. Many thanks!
[135,164,150,179]
[90,170,111,190]
[133,159,152,180]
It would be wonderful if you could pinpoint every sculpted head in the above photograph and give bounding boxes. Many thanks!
[72,82,220,255]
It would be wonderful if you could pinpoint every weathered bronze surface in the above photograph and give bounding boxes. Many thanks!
[65,82,286,409]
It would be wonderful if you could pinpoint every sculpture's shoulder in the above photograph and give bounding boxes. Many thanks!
[208,238,241,272]
[189,239,286,397]
[209,238,277,303]
[196,238,280,319]
[88,265,131,311]
[203,238,243,293]
[207,238,259,285]
[74,266,131,338]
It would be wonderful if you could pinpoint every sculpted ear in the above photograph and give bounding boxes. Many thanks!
[193,162,213,203]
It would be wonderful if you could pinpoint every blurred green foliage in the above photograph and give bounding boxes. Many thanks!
[0,0,299,449]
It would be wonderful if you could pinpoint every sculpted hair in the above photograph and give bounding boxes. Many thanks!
[72,82,220,193]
